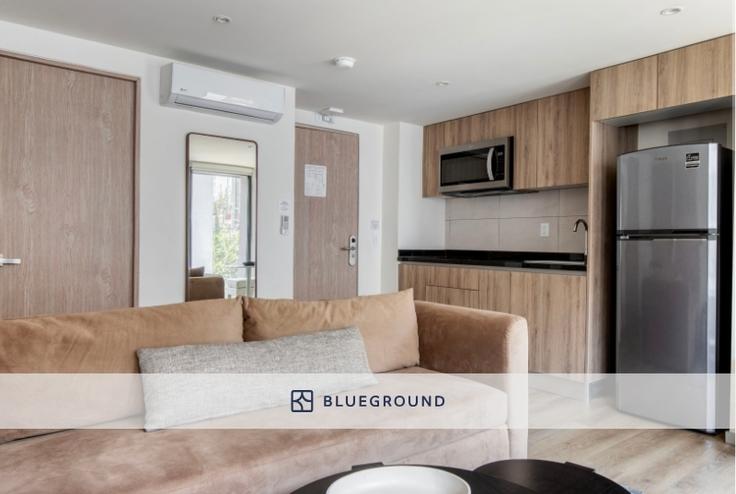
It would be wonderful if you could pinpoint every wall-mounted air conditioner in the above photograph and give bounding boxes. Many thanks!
[160,63,285,123]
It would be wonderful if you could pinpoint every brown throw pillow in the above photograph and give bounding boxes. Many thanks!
[243,290,419,373]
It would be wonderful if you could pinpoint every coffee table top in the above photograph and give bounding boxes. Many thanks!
[292,459,630,494]
[475,460,630,494]
[291,464,535,494]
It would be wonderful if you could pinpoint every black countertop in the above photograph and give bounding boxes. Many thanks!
[397,249,586,272]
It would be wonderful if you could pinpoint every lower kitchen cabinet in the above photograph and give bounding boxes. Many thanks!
[399,263,587,374]
[509,271,587,374]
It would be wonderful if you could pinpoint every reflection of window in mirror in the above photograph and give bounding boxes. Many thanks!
[186,134,257,301]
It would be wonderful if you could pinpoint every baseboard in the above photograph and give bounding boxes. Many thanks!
[529,374,611,402]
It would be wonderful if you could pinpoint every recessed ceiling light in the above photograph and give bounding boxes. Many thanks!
[435,80,451,87]
[213,15,232,24]
[660,6,684,16]
[333,56,357,69]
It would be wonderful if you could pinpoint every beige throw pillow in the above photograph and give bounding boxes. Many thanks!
[243,290,419,373]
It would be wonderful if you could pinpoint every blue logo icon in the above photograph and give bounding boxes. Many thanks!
[291,390,314,413]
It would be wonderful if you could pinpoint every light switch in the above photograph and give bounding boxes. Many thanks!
[539,222,550,237]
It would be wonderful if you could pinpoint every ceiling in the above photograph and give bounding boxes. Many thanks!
[0,0,733,124]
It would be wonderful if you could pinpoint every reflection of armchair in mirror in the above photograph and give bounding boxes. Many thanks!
[186,133,257,301]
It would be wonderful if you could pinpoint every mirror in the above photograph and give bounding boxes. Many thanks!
[186,133,257,301]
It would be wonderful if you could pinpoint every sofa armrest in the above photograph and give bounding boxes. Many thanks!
[415,301,528,374]
[415,300,529,458]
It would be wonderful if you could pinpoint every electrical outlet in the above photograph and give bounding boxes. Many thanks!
[540,222,550,237]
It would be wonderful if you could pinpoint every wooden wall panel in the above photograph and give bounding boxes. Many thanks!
[538,88,590,188]
[658,34,734,108]
[586,122,638,373]
[590,56,658,120]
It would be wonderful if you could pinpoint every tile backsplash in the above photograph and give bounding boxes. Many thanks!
[446,188,588,253]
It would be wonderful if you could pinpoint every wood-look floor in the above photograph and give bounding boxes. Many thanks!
[529,429,735,494]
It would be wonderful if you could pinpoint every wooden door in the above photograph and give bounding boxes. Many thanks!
[294,126,359,300]
[0,54,137,319]
[658,34,734,108]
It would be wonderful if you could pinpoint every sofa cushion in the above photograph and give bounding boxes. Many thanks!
[0,298,246,444]
[137,327,376,430]
[0,428,507,494]
[243,290,419,373]
[0,298,246,373]
[0,367,510,494]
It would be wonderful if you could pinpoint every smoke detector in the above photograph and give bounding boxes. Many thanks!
[332,57,357,69]
[318,107,345,124]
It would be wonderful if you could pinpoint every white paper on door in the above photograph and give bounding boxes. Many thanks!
[304,164,327,198]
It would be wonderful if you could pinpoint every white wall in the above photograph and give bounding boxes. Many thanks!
[382,123,401,292]
[637,109,733,149]
[0,20,296,305]
[396,123,445,249]
[294,110,385,295]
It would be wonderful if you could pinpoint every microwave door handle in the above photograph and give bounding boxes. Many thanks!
[486,147,496,181]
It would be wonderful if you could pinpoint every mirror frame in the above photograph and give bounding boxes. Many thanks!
[185,132,258,301]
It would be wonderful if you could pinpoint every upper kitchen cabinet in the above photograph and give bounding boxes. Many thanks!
[513,100,539,190]
[537,88,590,188]
[590,56,658,120]
[421,122,442,197]
[421,88,590,196]
[658,34,734,108]
[422,108,516,197]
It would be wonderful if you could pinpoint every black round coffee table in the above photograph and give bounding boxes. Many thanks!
[475,460,630,494]
[292,460,630,494]
[291,463,535,494]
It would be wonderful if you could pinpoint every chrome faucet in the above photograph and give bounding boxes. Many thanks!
[573,219,589,258]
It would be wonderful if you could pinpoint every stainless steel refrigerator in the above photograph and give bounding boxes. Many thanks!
[616,143,732,431]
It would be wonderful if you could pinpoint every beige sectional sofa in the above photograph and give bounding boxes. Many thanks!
[0,291,528,494]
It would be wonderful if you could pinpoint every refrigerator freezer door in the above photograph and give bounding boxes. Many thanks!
[617,143,719,232]
[616,237,717,374]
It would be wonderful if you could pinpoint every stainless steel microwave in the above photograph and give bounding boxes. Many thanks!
[438,137,513,196]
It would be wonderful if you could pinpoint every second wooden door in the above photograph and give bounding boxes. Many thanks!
[0,54,136,319]
[294,126,359,300]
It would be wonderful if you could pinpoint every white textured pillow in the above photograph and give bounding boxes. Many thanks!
[136,327,376,430]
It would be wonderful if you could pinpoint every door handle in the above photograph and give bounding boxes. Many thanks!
[0,255,21,267]
[342,236,357,266]
[486,146,496,181]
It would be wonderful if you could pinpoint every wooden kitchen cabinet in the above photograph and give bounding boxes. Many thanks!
[422,108,516,197]
[537,88,590,189]
[422,88,590,195]
[399,263,587,373]
[509,271,587,374]
[513,100,539,190]
[425,286,480,309]
[590,56,658,120]
[657,34,734,109]
[398,263,509,312]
